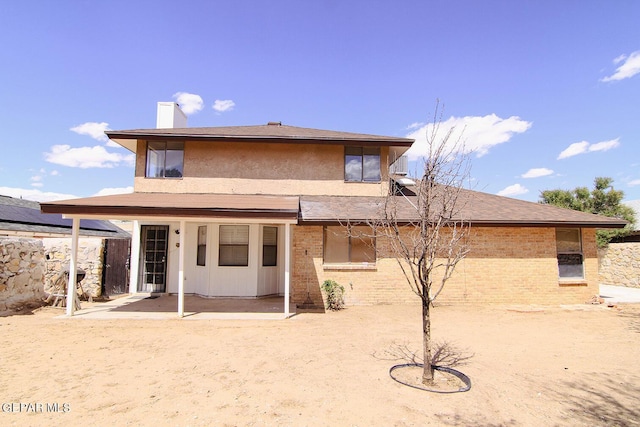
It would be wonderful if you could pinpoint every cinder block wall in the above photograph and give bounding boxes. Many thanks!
[291,226,599,307]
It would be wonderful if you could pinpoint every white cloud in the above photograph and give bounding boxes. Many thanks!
[0,186,78,202]
[44,145,135,168]
[601,50,640,82]
[405,114,532,159]
[557,138,620,159]
[521,168,553,178]
[628,179,640,187]
[589,138,620,152]
[497,183,529,197]
[92,186,134,197]
[50,170,59,176]
[173,92,204,115]
[70,122,110,142]
[30,174,43,187]
[557,141,589,159]
[213,99,235,113]
[406,122,424,130]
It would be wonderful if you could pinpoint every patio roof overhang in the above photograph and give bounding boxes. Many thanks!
[40,192,299,319]
[41,193,300,221]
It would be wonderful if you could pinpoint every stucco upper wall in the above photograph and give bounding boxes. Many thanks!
[134,140,390,196]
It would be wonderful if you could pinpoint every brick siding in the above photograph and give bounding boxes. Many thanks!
[291,225,598,307]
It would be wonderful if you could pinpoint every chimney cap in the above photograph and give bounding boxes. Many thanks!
[267,121,282,126]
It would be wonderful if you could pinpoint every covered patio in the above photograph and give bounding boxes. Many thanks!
[58,294,300,320]
[41,193,300,319]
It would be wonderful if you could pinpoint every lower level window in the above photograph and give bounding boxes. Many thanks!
[219,225,249,266]
[324,225,375,264]
[556,228,584,279]
[262,226,278,267]
[196,226,207,266]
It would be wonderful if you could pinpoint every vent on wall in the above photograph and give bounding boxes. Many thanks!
[389,155,408,176]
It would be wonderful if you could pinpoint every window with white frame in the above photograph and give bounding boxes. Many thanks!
[324,225,376,264]
[219,225,249,267]
[146,141,184,178]
[556,228,584,279]
[344,147,381,182]
[262,226,278,267]
[196,226,207,266]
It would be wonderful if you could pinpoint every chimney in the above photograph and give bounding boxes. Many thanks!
[156,102,187,129]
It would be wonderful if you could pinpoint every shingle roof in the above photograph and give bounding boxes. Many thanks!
[299,190,628,228]
[0,195,131,238]
[107,123,414,153]
[37,189,628,229]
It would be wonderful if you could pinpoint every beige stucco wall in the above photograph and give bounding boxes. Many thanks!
[134,140,390,196]
[291,226,599,307]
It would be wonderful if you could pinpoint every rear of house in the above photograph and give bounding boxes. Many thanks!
[40,103,626,314]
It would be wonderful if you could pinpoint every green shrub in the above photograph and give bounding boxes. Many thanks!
[321,279,345,311]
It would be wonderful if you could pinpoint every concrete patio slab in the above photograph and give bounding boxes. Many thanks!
[56,294,299,320]
[599,284,640,304]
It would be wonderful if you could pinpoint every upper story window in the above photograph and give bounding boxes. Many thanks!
[345,147,381,182]
[146,141,184,178]
[556,228,584,279]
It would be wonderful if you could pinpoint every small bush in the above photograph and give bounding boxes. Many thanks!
[321,279,345,311]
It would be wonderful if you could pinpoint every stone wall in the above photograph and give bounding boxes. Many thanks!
[43,238,105,298]
[598,243,640,288]
[0,238,46,311]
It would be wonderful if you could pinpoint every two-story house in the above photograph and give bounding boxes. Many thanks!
[41,102,626,316]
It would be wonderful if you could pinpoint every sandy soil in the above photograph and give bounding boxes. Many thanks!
[1,301,639,427]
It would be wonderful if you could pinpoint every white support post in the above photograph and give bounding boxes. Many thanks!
[66,218,80,316]
[129,220,141,294]
[284,223,291,318]
[178,220,186,318]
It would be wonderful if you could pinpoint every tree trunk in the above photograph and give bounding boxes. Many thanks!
[422,298,435,384]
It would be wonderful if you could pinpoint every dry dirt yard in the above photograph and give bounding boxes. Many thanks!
[1,301,639,427]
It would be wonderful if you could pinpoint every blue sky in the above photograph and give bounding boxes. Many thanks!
[1,0,639,203]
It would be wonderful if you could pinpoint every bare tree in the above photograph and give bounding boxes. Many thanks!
[374,105,471,384]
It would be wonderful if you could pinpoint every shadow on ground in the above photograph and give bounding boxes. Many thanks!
[546,373,640,426]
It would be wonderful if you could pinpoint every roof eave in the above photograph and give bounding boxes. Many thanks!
[41,204,299,220]
[297,218,628,228]
[104,131,414,147]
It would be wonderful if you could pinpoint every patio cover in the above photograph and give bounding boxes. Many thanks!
[41,193,300,220]
[40,193,299,318]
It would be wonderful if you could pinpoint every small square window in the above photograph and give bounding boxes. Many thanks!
[146,141,184,178]
[324,225,376,264]
[345,147,380,182]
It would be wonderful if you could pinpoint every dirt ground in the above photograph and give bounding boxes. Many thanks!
[1,301,639,427]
